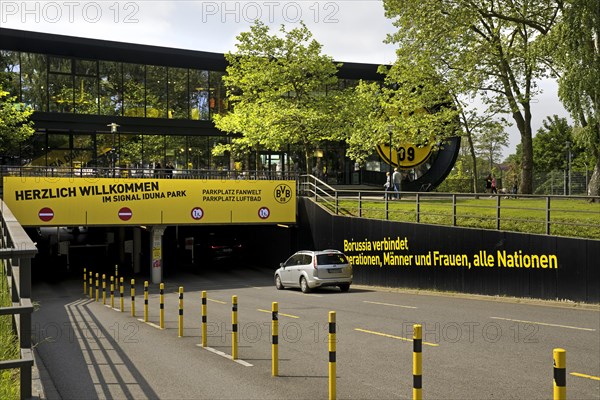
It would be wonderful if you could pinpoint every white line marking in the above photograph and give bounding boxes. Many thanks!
[257,309,300,319]
[196,345,253,366]
[354,328,439,347]
[490,317,596,331]
[208,299,227,304]
[570,372,600,381]
[288,291,323,298]
[145,321,163,330]
[363,300,417,309]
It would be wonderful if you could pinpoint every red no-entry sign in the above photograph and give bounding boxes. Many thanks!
[118,207,132,221]
[38,207,54,222]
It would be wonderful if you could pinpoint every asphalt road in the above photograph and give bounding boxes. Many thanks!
[32,266,600,400]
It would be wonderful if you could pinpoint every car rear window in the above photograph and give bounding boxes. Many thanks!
[317,253,348,265]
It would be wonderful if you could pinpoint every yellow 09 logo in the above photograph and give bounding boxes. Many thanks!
[376,142,434,169]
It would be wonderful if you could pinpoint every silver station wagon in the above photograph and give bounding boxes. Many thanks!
[274,250,353,293]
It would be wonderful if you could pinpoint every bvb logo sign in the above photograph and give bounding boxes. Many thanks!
[274,184,293,204]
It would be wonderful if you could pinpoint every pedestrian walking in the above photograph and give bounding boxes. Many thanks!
[392,168,402,199]
[383,172,391,199]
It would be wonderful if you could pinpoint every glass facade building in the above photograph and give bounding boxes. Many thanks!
[0,28,459,188]
[1,42,233,171]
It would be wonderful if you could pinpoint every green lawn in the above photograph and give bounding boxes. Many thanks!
[325,196,600,239]
[0,263,19,400]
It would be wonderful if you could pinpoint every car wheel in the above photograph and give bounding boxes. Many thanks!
[339,284,350,293]
[300,276,310,293]
[275,274,284,290]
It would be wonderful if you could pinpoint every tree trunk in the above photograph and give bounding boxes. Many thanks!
[467,131,479,194]
[519,126,534,194]
[588,153,600,199]
[304,147,312,176]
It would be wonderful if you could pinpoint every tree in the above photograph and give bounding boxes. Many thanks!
[213,21,344,173]
[474,121,509,173]
[549,0,600,197]
[344,63,459,169]
[532,115,574,172]
[383,0,561,194]
[453,97,509,192]
[0,85,35,157]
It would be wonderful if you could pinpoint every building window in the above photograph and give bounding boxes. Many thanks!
[48,73,73,113]
[123,63,145,117]
[190,69,209,120]
[147,65,167,118]
[20,52,47,111]
[168,67,189,119]
[1,50,21,100]
[99,61,123,116]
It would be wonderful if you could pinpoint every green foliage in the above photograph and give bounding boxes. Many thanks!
[382,0,562,193]
[326,197,600,239]
[548,0,600,196]
[0,86,35,155]
[214,21,345,172]
[532,115,575,172]
[474,121,509,171]
[344,62,460,166]
[0,264,19,400]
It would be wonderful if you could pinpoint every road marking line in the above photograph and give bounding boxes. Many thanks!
[208,299,227,304]
[257,309,300,319]
[570,372,600,381]
[288,291,323,298]
[363,300,417,309]
[490,317,596,331]
[355,328,439,347]
[144,321,163,330]
[196,345,253,367]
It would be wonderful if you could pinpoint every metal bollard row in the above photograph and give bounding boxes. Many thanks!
[83,272,570,399]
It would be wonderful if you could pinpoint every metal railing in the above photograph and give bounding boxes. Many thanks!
[299,175,600,240]
[0,199,37,399]
[0,165,297,181]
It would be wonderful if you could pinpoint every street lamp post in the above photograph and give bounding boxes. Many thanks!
[107,123,119,178]
[387,125,394,175]
[565,141,571,196]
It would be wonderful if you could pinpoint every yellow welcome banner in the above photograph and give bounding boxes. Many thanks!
[3,177,296,226]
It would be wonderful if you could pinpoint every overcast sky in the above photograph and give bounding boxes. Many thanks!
[1,0,570,158]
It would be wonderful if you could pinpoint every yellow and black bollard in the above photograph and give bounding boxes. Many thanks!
[329,311,336,400]
[102,274,106,305]
[201,291,207,347]
[144,281,149,322]
[95,273,99,302]
[83,268,87,294]
[413,324,423,400]
[131,279,136,317]
[178,287,184,337]
[119,277,124,312]
[88,273,93,299]
[553,348,566,400]
[232,295,238,360]
[159,283,164,329]
[272,302,279,376]
[110,276,115,308]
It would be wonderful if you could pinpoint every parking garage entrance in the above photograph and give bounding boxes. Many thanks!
[3,176,297,282]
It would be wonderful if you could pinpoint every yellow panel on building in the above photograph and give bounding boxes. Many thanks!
[3,177,296,226]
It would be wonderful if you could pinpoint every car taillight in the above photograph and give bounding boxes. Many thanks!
[313,257,317,269]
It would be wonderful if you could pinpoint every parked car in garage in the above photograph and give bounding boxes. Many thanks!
[194,231,245,265]
[274,249,353,293]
